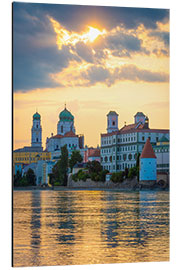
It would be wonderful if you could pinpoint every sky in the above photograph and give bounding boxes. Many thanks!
[13,2,169,150]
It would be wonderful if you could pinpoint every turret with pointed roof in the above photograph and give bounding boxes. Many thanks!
[140,138,157,181]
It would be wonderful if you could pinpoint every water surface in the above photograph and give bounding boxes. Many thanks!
[13,190,169,267]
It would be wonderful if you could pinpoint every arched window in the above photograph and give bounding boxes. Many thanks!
[61,126,63,133]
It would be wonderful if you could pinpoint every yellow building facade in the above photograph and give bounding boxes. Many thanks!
[13,150,51,166]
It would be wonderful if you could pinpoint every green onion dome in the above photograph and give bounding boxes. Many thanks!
[33,112,41,120]
[59,108,74,122]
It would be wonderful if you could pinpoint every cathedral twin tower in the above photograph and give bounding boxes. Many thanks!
[31,112,42,148]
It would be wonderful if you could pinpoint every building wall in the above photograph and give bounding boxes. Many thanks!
[57,120,75,135]
[13,151,51,166]
[31,119,42,147]
[154,145,169,172]
[107,114,118,133]
[140,158,157,181]
[101,131,169,173]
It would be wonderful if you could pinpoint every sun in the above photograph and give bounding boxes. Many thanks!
[85,26,102,42]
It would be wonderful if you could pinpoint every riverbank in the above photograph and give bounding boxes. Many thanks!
[13,182,169,192]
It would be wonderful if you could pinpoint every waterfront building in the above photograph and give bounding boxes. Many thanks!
[153,136,169,173]
[46,106,84,159]
[35,160,56,186]
[31,112,42,148]
[101,111,169,173]
[84,147,100,163]
[140,138,157,181]
[13,112,50,170]
[88,148,101,162]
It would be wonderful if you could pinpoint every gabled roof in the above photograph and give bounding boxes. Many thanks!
[140,138,156,159]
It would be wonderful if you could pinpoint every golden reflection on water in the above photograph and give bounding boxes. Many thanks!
[13,190,169,267]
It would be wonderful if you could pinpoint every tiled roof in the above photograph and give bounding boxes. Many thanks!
[63,131,78,137]
[120,123,137,132]
[140,138,156,159]
[88,149,100,157]
[51,131,78,139]
[101,127,169,137]
[51,134,63,139]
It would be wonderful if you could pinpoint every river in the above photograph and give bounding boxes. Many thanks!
[13,189,169,267]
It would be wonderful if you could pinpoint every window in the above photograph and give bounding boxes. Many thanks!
[156,137,159,142]
[128,154,132,160]
[110,156,112,162]
[112,121,115,126]
[117,155,119,160]
[36,124,38,128]
[142,136,145,141]
[61,126,63,133]
[105,156,108,162]
[36,138,38,142]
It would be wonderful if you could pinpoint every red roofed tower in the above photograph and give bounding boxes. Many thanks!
[140,138,157,181]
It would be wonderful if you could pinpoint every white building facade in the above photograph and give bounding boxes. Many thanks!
[31,112,42,148]
[101,111,169,173]
[46,106,84,159]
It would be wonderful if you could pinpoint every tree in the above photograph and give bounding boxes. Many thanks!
[128,167,137,179]
[86,160,102,174]
[136,152,141,182]
[26,168,36,186]
[111,172,124,183]
[52,145,69,186]
[69,150,83,172]
[14,170,22,186]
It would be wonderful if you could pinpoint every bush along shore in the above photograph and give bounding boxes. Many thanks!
[13,146,169,191]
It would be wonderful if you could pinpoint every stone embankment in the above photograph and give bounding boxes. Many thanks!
[67,174,169,190]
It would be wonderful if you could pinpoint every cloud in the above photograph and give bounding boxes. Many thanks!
[74,42,94,63]
[13,2,169,91]
[149,31,169,47]
[81,64,169,86]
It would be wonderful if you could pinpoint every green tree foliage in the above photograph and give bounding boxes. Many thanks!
[124,167,129,178]
[111,171,124,183]
[52,145,69,186]
[69,150,83,172]
[136,152,141,182]
[86,161,108,182]
[26,168,36,186]
[86,160,103,174]
[128,167,137,179]
[14,170,22,186]
[72,170,90,182]
[13,169,35,187]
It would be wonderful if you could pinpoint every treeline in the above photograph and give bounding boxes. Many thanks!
[14,169,36,187]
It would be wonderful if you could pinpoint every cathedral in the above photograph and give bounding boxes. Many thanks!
[46,106,84,157]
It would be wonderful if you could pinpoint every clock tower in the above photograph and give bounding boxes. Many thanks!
[31,112,42,148]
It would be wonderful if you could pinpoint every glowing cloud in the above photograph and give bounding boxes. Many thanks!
[49,17,106,49]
